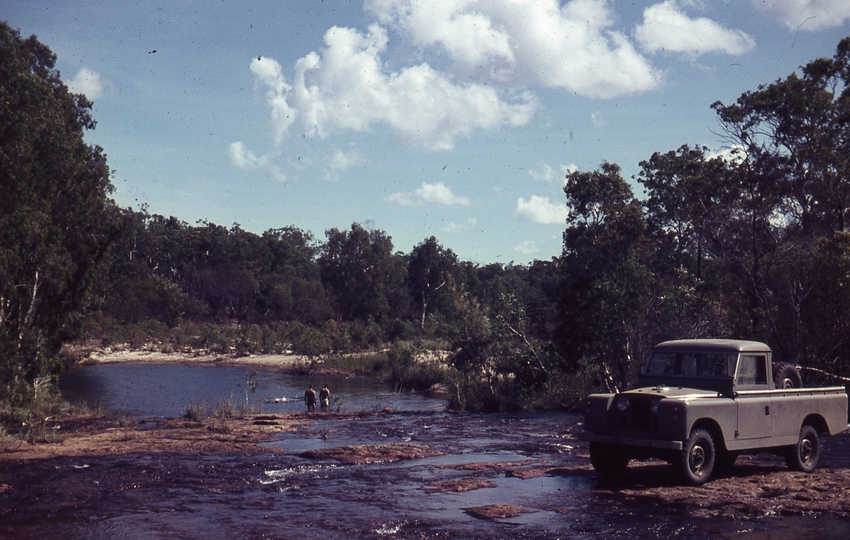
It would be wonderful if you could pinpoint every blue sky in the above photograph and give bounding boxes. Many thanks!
[6,1,850,264]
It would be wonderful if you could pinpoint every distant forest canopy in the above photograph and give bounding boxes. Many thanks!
[3,20,850,411]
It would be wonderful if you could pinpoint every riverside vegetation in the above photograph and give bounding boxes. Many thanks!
[3,22,850,437]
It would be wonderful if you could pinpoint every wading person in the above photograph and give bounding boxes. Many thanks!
[304,384,317,412]
[319,384,331,410]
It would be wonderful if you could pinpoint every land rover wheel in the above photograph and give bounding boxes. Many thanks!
[786,424,820,472]
[773,362,802,389]
[676,428,716,485]
[589,442,629,477]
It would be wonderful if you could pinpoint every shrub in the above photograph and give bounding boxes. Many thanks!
[211,395,237,432]
[349,320,383,349]
[183,401,207,423]
[385,341,449,391]
[324,352,386,375]
[0,377,66,443]
[289,323,332,357]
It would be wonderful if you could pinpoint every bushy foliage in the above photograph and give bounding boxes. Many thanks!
[1,22,116,403]
[385,341,449,391]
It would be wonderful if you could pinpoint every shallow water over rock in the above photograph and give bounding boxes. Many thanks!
[3,409,849,539]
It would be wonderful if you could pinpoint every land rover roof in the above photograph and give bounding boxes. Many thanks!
[652,339,771,353]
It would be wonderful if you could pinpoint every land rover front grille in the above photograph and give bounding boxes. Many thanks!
[618,395,653,431]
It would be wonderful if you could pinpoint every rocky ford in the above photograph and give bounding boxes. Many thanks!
[580,339,848,485]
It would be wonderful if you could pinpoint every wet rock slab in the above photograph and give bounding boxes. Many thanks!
[298,442,443,464]
[1,411,849,539]
[464,503,533,519]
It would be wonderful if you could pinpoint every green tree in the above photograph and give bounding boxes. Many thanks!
[407,236,458,328]
[319,223,406,324]
[638,145,731,280]
[0,22,116,400]
[446,275,554,411]
[637,144,733,339]
[97,208,190,327]
[257,226,330,324]
[556,163,651,388]
[709,40,850,344]
[801,233,850,377]
[446,278,495,410]
[712,37,850,237]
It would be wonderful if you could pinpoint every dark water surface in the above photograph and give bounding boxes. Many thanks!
[59,362,447,417]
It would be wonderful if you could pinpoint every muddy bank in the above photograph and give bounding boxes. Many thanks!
[1,411,849,539]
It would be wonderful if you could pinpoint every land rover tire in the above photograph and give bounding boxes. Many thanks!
[773,362,802,389]
[589,442,629,477]
[786,424,820,472]
[676,428,716,486]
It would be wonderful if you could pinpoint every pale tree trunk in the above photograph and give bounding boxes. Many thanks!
[18,269,40,347]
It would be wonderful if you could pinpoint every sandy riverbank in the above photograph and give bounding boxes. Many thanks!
[82,348,315,369]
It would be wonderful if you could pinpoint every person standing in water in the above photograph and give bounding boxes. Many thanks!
[319,384,331,410]
[304,384,317,412]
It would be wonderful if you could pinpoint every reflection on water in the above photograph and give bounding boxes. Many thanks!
[59,362,446,417]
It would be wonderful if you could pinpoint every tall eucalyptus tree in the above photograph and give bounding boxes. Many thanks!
[1,22,116,400]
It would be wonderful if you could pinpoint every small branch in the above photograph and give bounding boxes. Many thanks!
[504,321,548,374]
[800,366,850,383]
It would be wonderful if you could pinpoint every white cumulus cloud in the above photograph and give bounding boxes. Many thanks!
[513,240,541,256]
[515,195,569,225]
[635,1,755,56]
[388,181,471,206]
[442,217,478,233]
[367,0,661,98]
[591,111,607,128]
[248,24,536,152]
[324,148,363,182]
[229,142,269,170]
[528,162,576,184]
[67,67,105,99]
[528,163,560,184]
[753,0,850,31]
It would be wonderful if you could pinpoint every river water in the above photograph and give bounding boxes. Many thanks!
[4,363,840,539]
[59,362,447,417]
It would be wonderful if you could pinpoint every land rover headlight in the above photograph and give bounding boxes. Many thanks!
[616,396,630,412]
[650,398,661,414]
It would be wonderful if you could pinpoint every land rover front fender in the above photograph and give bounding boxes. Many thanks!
[582,394,615,433]
[656,399,732,444]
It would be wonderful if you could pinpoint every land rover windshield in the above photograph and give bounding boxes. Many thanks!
[643,350,737,378]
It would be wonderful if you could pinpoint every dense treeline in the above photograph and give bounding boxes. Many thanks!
[3,20,850,413]
[87,212,559,359]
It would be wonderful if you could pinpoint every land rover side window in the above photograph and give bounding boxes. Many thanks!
[645,351,736,377]
[737,355,767,386]
[693,353,737,376]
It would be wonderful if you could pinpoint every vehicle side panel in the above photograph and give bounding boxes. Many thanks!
[736,394,772,440]
[768,388,848,437]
